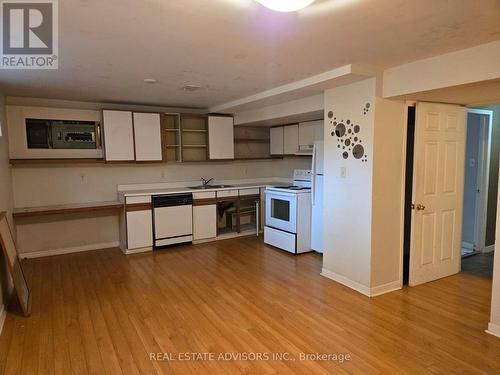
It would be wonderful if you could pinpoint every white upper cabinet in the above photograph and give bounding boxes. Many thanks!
[312,119,324,141]
[283,124,299,155]
[133,112,162,161]
[102,110,135,161]
[208,115,234,160]
[270,126,284,155]
[298,120,324,153]
[298,122,314,147]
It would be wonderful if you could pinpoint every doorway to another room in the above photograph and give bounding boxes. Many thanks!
[402,104,496,286]
[461,109,493,258]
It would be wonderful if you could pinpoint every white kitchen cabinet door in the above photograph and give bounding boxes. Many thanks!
[102,110,135,161]
[298,122,314,147]
[193,205,217,240]
[270,126,284,155]
[126,210,153,249]
[283,124,299,155]
[208,116,234,160]
[133,112,162,161]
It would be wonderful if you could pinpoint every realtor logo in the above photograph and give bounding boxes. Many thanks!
[1,0,58,69]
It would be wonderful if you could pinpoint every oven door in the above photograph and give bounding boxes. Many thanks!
[265,191,297,233]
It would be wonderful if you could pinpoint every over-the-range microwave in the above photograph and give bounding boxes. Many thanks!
[25,118,101,150]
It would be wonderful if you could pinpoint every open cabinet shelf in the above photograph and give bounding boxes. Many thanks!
[161,114,182,162]
[180,115,208,161]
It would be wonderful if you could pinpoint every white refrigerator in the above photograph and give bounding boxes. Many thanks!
[311,141,324,253]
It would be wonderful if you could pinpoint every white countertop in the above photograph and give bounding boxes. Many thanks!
[118,181,289,198]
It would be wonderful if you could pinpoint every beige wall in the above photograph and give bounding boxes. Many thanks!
[489,164,500,336]
[0,94,14,312]
[12,158,310,254]
[479,105,500,247]
[322,78,405,296]
[383,40,500,99]
[322,78,376,292]
[371,97,405,289]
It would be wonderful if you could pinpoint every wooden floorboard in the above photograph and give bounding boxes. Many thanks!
[1,236,499,374]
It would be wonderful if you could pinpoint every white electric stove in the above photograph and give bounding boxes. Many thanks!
[264,170,312,254]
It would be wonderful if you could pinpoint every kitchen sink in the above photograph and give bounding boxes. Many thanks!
[188,184,233,190]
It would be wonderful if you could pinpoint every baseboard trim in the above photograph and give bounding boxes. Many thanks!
[483,245,495,253]
[121,246,152,255]
[461,241,475,250]
[370,280,402,297]
[486,322,500,338]
[321,268,371,297]
[20,241,120,259]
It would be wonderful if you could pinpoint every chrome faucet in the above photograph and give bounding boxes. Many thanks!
[201,177,214,187]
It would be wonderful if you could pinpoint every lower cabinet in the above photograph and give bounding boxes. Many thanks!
[127,210,153,249]
[125,196,153,251]
[193,204,217,240]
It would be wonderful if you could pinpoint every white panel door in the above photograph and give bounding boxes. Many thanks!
[410,102,466,286]
[193,205,217,240]
[133,112,162,161]
[284,124,299,154]
[102,110,135,161]
[270,127,284,155]
[127,210,153,249]
[208,116,234,160]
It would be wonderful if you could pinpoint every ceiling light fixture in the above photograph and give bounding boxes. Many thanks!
[255,0,315,12]
[143,78,158,84]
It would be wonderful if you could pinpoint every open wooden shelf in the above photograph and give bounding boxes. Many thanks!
[13,201,123,219]
[10,158,106,166]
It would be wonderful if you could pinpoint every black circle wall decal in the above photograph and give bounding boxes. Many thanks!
[328,111,333,118]
[335,123,346,137]
[352,144,364,159]
[353,125,360,133]
[345,139,351,146]
[366,103,370,108]
[331,131,335,136]
[346,120,350,124]
[354,137,358,142]
[342,152,349,159]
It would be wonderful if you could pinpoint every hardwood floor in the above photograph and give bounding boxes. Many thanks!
[0,237,499,374]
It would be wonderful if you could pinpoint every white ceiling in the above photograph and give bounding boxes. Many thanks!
[1,0,499,110]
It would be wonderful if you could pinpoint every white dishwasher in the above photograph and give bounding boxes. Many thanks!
[152,193,193,248]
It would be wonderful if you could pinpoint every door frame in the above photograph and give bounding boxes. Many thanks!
[467,108,493,254]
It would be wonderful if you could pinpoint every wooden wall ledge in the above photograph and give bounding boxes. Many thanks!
[13,201,123,219]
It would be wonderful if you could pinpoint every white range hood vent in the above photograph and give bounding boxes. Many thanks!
[295,144,313,156]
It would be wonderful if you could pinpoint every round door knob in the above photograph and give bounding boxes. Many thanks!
[416,204,426,211]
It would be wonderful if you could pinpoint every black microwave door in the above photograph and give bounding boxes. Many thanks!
[26,120,50,149]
